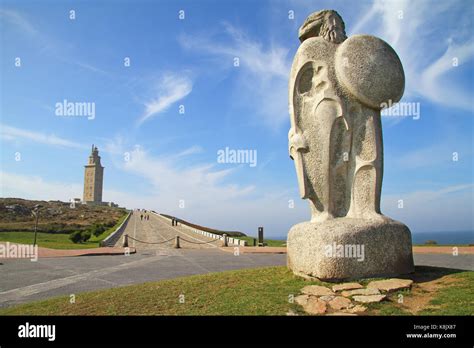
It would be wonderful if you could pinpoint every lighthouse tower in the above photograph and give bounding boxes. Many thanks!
[83,145,104,203]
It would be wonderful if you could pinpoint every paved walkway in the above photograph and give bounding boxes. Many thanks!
[115,212,223,250]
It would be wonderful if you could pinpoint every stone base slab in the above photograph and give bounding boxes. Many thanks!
[287,217,414,281]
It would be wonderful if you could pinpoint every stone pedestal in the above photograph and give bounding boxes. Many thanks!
[287,217,414,281]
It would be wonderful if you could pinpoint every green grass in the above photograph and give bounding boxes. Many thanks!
[418,272,474,315]
[237,236,286,247]
[0,231,96,249]
[364,288,413,315]
[361,271,474,316]
[0,266,327,315]
[0,212,129,250]
[90,212,129,244]
[1,266,471,316]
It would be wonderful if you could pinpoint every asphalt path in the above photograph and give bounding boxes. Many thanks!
[0,247,285,308]
[115,212,222,250]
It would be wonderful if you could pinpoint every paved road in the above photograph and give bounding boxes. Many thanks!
[0,248,286,308]
[414,254,473,271]
[115,212,222,250]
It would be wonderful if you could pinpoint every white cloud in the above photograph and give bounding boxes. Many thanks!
[137,73,192,125]
[179,23,291,130]
[176,145,203,157]
[0,171,82,200]
[70,60,109,76]
[393,132,472,169]
[0,170,149,207]
[0,8,38,36]
[420,41,474,111]
[382,184,474,232]
[0,124,87,150]
[118,144,255,204]
[0,9,108,75]
[350,0,474,111]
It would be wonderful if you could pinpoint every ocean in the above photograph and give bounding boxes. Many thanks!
[271,231,474,245]
[411,231,473,245]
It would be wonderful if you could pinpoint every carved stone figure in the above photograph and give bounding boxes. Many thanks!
[287,10,414,280]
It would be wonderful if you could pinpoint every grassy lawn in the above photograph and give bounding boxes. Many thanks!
[1,266,471,316]
[419,271,474,315]
[361,269,474,316]
[0,267,325,315]
[0,212,129,250]
[0,232,95,249]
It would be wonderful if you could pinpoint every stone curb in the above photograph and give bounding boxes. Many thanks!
[100,211,132,247]
[156,213,247,247]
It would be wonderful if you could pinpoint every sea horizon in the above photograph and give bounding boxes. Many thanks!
[270,230,474,245]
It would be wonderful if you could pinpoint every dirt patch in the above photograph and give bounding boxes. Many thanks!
[400,275,459,314]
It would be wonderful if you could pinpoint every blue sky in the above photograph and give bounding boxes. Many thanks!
[1,0,473,238]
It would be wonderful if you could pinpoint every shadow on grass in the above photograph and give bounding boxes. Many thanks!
[398,265,467,284]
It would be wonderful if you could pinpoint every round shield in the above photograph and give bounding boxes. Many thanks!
[335,34,405,109]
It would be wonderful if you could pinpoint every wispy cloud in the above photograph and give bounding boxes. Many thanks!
[116,143,254,201]
[179,22,291,130]
[351,0,474,111]
[394,128,472,169]
[0,8,109,76]
[0,124,87,150]
[0,171,82,200]
[420,40,474,111]
[69,60,109,76]
[382,184,474,232]
[176,145,203,157]
[0,8,39,36]
[137,73,192,125]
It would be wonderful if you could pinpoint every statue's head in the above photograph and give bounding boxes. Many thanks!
[298,10,347,44]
